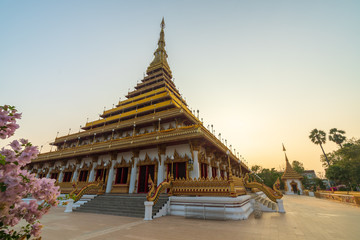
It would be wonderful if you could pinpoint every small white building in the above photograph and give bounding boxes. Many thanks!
[281,154,303,195]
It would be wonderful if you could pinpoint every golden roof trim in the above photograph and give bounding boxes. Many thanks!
[54,108,185,143]
[281,153,303,180]
[35,125,202,162]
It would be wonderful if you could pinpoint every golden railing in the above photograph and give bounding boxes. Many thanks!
[146,172,247,206]
[72,181,103,203]
[316,190,360,205]
[242,174,283,202]
[171,176,246,197]
[146,156,283,205]
[57,181,103,195]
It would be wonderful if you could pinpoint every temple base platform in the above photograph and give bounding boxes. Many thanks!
[168,195,253,220]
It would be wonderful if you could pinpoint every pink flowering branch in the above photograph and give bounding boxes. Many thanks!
[0,105,60,239]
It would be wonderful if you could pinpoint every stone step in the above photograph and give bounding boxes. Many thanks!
[77,207,145,215]
[271,203,277,210]
[76,209,144,217]
[74,193,169,218]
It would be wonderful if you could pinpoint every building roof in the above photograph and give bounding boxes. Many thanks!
[281,153,303,180]
[33,19,249,172]
[302,170,317,179]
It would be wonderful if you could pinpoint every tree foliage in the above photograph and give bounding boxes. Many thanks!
[292,160,304,174]
[309,128,330,166]
[324,138,360,190]
[329,128,346,148]
[251,165,262,174]
[253,167,283,189]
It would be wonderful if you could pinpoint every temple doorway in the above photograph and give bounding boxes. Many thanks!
[290,181,298,193]
[200,163,208,178]
[95,168,108,188]
[137,165,155,193]
[167,162,186,179]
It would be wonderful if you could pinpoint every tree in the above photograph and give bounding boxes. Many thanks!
[292,160,304,174]
[257,168,283,189]
[0,105,60,239]
[251,165,262,174]
[313,178,326,190]
[325,138,360,190]
[309,128,330,166]
[301,175,312,189]
[329,128,346,148]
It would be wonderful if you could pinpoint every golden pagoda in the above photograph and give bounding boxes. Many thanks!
[29,19,249,195]
[281,152,303,194]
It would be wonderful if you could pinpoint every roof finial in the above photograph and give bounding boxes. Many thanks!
[161,17,165,30]
[146,18,172,77]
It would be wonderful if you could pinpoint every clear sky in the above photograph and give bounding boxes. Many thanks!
[1,1,360,176]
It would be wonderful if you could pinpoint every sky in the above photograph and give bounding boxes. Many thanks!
[1,1,360,176]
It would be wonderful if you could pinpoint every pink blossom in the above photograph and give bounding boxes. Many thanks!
[30,222,43,237]
[10,140,21,151]
[0,105,60,238]
[19,138,28,145]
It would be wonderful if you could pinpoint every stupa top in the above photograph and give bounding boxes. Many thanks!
[146,17,172,77]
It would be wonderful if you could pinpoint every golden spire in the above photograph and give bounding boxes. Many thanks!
[147,18,172,77]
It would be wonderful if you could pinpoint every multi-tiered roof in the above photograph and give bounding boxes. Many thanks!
[34,19,247,171]
[281,153,303,180]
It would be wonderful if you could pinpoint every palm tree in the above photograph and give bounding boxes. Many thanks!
[329,128,346,148]
[309,129,330,166]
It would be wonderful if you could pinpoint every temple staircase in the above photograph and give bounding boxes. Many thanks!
[75,194,169,218]
[253,194,278,212]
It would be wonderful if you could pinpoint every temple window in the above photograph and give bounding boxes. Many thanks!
[38,173,46,178]
[95,169,107,181]
[78,170,89,182]
[50,173,58,180]
[115,167,129,184]
[63,172,73,182]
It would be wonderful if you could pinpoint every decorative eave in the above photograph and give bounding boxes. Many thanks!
[53,108,186,144]
[34,125,202,163]
[198,125,249,171]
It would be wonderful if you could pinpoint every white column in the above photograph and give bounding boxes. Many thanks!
[106,161,115,193]
[144,201,154,220]
[129,158,138,193]
[58,167,64,183]
[35,169,40,178]
[46,167,53,178]
[64,199,74,213]
[71,164,80,182]
[190,150,200,179]
[207,159,211,179]
[88,163,97,182]
[277,199,285,213]
[157,154,165,186]
[216,164,221,178]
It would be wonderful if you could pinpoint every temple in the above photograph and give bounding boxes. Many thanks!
[281,153,303,194]
[28,18,250,196]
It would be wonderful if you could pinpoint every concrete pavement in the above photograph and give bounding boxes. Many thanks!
[37,195,360,240]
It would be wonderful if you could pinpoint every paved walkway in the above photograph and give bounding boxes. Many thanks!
[37,195,360,240]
